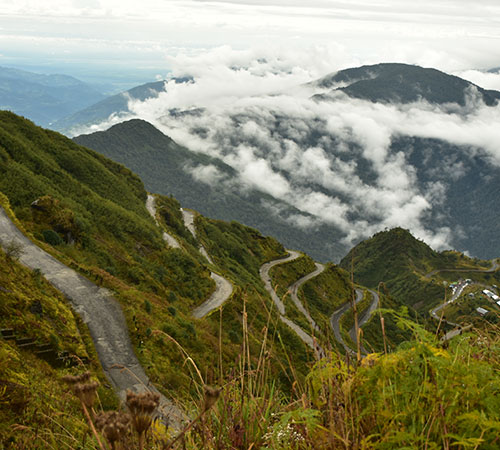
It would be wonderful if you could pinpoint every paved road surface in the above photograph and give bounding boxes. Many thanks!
[425,260,499,278]
[430,281,467,328]
[179,208,233,318]
[0,207,185,429]
[192,273,233,319]
[181,208,213,264]
[348,289,379,354]
[146,195,181,249]
[259,251,301,315]
[330,289,364,355]
[259,251,325,359]
[288,263,325,332]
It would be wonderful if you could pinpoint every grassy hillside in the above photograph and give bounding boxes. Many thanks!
[2,111,499,448]
[0,112,316,416]
[340,227,496,312]
[73,119,347,262]
[0,243,118,447]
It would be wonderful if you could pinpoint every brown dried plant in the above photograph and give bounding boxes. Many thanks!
[95,410,131,449]
[126,390,160,449]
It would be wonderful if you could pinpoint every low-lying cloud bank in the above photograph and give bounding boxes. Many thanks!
[93,46,500,254]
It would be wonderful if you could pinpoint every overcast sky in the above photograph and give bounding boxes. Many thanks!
[1,1,500,87]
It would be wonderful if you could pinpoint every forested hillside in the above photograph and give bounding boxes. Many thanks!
[1,112,499,449]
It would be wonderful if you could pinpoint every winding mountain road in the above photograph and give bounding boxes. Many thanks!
[181,208,213,264]
[430,281,466,327]
[330,289,364,355]
[259,251,301,315]
[289,262,325,332]
[348,289,379,354]
[179,208,233,318]
[425,259,499,278]
[192,273,233,319]
[146,195,181,249]
[259,251,325,359]
[0,207,185,429]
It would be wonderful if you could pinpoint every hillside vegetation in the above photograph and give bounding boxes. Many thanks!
[74,119,347,262]
[1,112,499,448]
[0,242,118,447]
[340,227,496,312]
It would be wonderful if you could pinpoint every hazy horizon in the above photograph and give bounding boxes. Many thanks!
[2,1,500,91]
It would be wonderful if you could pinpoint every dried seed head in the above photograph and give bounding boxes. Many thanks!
[73,381,99,409]
[95,411,130,446]
[125,390,160,435]
[203,385,221,411]
[63,372,98,409]
[62,371,92,388]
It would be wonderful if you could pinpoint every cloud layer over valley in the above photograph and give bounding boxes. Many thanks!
[87,47,500,257]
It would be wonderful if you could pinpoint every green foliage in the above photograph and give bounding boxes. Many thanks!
[74,118,347,262]
[298,263,352,330]
[42,229,63,246]
[268,254,316,298]
[196,216,285,286]
[156,194,196,245]
[0,246,117,445]
[340,227,492,313]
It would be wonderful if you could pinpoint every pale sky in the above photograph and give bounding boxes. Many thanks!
[1,1,500,86]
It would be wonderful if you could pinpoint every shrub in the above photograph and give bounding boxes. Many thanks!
[42,229,63,246]
[4,240,23,260]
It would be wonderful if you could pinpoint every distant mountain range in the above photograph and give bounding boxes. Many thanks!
[52,80,167,135]
[314,63,500,105]
[0,66,105,127]
[74,119,347,261]
[73,63,500,262]
[52,77,192,135]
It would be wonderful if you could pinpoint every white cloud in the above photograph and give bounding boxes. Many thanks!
[4,0,500,81]
[88,46,500,255]
[187,164,226,185]
[456,69,500,91]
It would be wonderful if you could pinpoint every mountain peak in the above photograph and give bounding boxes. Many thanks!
[316,63,500,106]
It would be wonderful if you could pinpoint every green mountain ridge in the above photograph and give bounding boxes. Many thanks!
[1,111,499,448]
[69,64,500,261]
[316,62,500,105]
[340,227,500,312]
[52,81,167,135]
[74,118,346,262]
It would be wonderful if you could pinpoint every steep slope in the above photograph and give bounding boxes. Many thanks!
[315,63,500,105]
[0,66,105,127]
[74,119,346,261]
[71,65,500,261]
[0,112,322,416]
[0,242,119,447]
[395,136,500,259]
[340,227,498,312]
[0,201,185,427]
